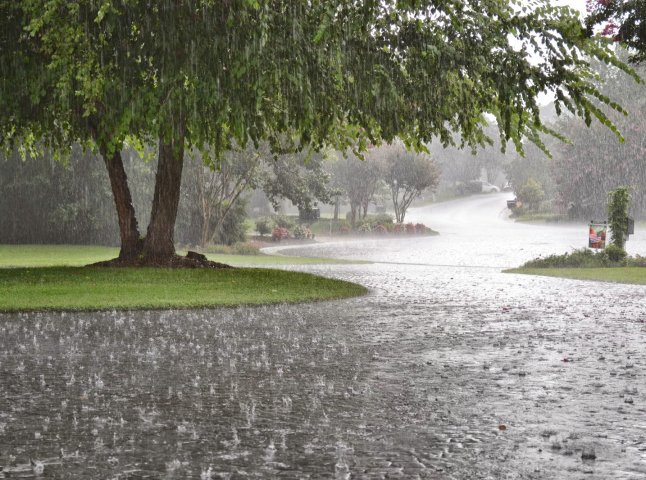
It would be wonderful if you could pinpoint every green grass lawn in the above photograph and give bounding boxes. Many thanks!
[0,267,367,312]
[0,244,360,268]
[0,245,368,311]
[506,267,646,285]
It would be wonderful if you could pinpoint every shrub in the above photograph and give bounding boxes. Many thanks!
[357,223,372,233]
[369,213,394,226]
[255,217,273,236]
[405,223,416,234]
[628,255,646,267]
[603,244,627,264]
[232,241,262,255]
[516,178,545,212]
[373,224,388,235]
[332,220,351,233]
[271,227,290,241]
[293,225,313,239]
[607,186,631,250]
[273,215,295,230]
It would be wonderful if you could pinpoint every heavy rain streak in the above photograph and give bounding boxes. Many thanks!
[2,0,646,479]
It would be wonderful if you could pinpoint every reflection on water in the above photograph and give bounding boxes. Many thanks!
[2,194,646,478]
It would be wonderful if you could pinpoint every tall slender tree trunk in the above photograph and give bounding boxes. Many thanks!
[196,166,212,249]
[142,122,186,262]
[99,145,142,260]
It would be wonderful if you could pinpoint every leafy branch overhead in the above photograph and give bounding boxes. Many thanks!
[2,1,637,156]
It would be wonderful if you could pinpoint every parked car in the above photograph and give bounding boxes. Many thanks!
[481,182,500,193]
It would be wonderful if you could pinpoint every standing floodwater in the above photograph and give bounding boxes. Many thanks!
[1,194,646,479]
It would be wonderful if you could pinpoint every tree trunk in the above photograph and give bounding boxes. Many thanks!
[196,165,211,248]
[99,146,142,260]
[333,196,339,220]
[143,124,185,262]
[350,203,358,227]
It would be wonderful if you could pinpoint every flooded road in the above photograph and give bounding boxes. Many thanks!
[2,194,646,479]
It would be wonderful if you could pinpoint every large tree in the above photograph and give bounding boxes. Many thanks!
[552,53,646,219]
[377,143,440,223]
[0,1,636,265]
[331,151,382,226]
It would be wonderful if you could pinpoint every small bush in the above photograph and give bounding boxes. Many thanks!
[357,223,372,233]
[273,215,295,230]
[628,255,646,267]
[369,213,394,226]
[231,241,262,255]
[405,223,416,234]
[373,224,388,235]
[333,220,351,233]
[293,225,313,239]
[603,244,627,264]
[255,217,273,236]
[271,227,290,241]
[202,241,262,255]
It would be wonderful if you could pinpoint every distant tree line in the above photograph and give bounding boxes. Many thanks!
[0,140,440,246]
[505,50,646,219]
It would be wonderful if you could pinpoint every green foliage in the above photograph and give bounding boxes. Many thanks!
[210,199,248,246]
[262,149,332,211]
[3,1,638,162]
[0,146,119,244]
[2,0,642,260]
[292,225,313,240]
[552,54,646,220]
[255,217,273,236]
[516,178,545,212]
[376,143,440,223]
[608,186,631,249]
[522,248,629,268]
[273,215,296,230]
[604,244,628,263]
[368,213,395,226]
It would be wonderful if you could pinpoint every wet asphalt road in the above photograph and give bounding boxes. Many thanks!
[1,193,646,479]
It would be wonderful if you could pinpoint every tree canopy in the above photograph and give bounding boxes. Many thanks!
[586,0,646,63]
[0,1,637,264]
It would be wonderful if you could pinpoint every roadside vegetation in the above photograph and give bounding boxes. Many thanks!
[507,186,646,285]
[507,248,646,284]
[0,267,367,312]
[257,213,438,240]
[506,247,646,285]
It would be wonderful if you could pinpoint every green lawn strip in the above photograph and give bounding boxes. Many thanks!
[0,245,120,267]
[0,267,367,312]
[0,245,364,268]
[505,267,646,285]
[202,253,367,266]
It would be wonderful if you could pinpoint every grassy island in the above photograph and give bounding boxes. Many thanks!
[0,245,368,312]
